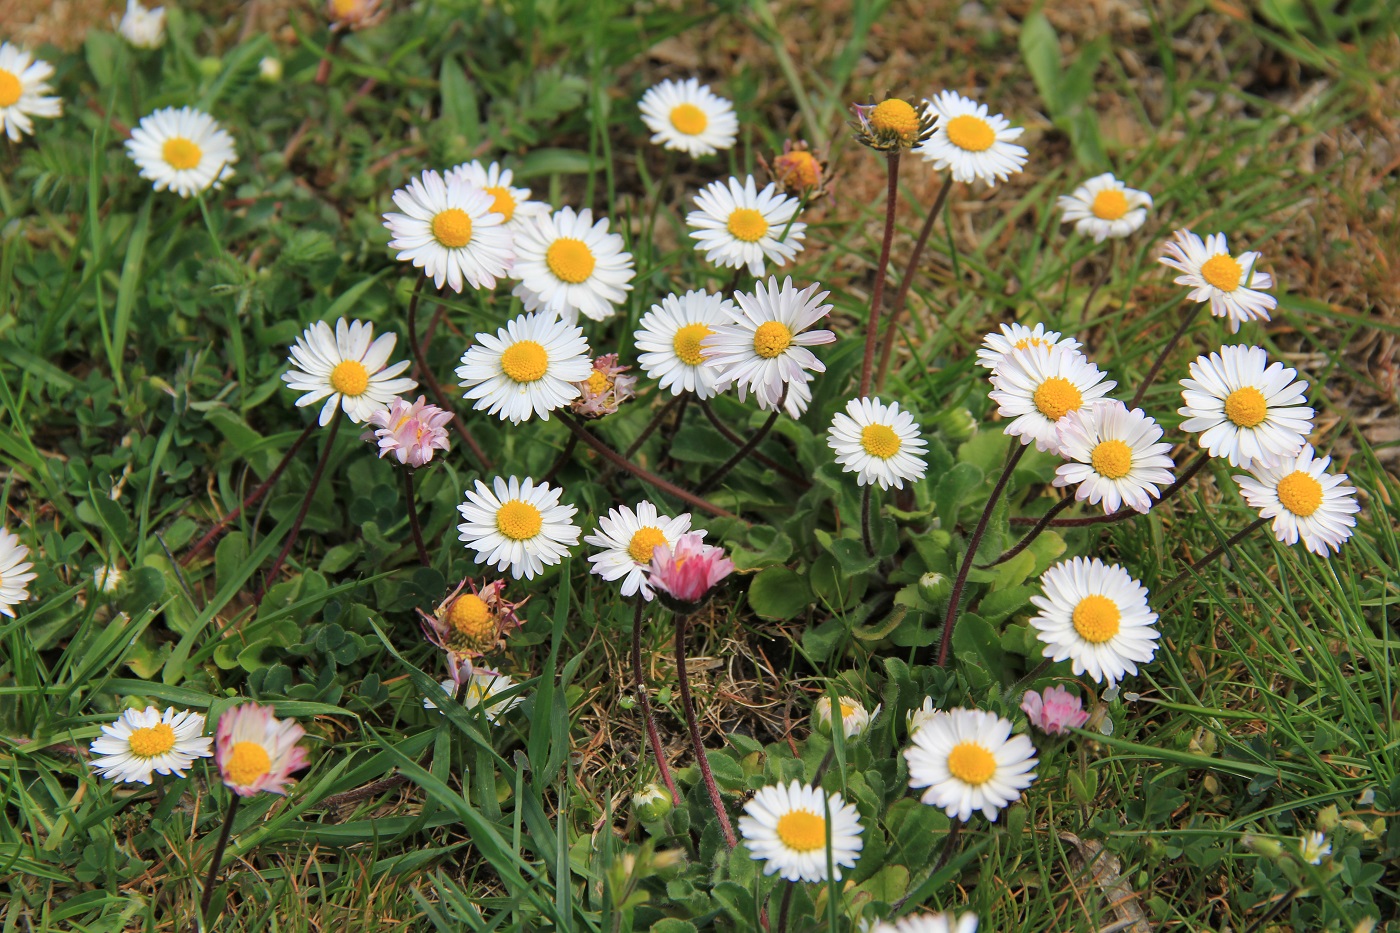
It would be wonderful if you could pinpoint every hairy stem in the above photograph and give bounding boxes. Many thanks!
[875,173,953,392]
[695,390,786,495]
[1008,452,1209,527]
[861,485,875,557]
[259,413,342,599]
[401,468,430,567]
[1158,516,1268,600]
[198,794,242,924]
[675,612,737,848]
[859,152,901,397]
[1130,303,1202,410]
[697,399,808,487]
[405,278,493,471]
[632,601,680,805]
[980,496,1074,567]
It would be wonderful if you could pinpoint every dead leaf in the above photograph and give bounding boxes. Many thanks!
[1059,832,1153,933]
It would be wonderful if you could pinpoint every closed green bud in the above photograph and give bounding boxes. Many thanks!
[633,783,673,822]
[198,56,223,77]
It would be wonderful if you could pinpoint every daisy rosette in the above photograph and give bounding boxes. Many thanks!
[215,703,309,797]
[976,322,1081,371]
[1234,444,1360,556]
[1057,173,1153,243]
[445,159,550,234]
[634,290,734,399]
[383,169,513,293]
[89,707,213,785]
[827,396,929,490]
[916,90,1027,185]
[456,311,593,424]
[571,353,637,419]
[1020,686,1089,736]
[125,107,237,198]
[282,317,417,426]
[687,175,807,277]
[1029,556,1160,688]
[511,207,635,324]
[361,395,451,467]
[851,97,929,151]
[871,913,980,933]
[0,43,62,142]
[1178,344,1313,469]
[648,532,734,609]
[1053,400,1175,514]
[584,501,699,601]
[814,695,881,739]
[0,526,36,617]
[457,476,580,581]
[989,344,1116,453]
[905,707,1038,822]
[738,780,864,882]
[638,77,738,157]
[117,0,166,49]
[420,578,524,664]
[1160,229,1276,333]
[423,666,524,723]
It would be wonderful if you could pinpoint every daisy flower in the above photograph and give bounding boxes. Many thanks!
[423,668,523,723]
[420,579,525,664]
[511,207,635,324]
[1299,831,1332,866]
[814,696,880,739]
[361,395,452,467]
[117,0,166,48]
[88,707,212,785]
[1057,173,1152,242]
[457,476,580,580]
[1029,557,1160,688]
[634,290,734,399]
[1233,445,1360,556]
[989,344,1116,453]
[687,175,806,277]
[0,43,62,142]
[905,707,1038,822]
[915,90,1027,186]
[638,78,738,157]
[1053,400,1176,514]
[826,396,929,490]
[456,311,593,424]
[871,913,980,933]
[738,780,864,882]
[976,322,1081,371]
[648,533,734,607]
[584,501,698,601]
[445,159,550,234]
[852,97,926,151]
[1178,345,1313,469]
[0,527,36,617]
[1020,686,1089,736]
[215,703,309,797]
[383,169,513,293]
[125,107,236,197]
[1160,229,1276,333]
[282,318,417,426]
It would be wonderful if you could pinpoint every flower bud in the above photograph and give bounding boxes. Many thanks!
[633,783,673,822]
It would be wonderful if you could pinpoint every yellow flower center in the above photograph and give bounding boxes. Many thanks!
[1032,376,1083,421]
[1013,336,1047,350]
[1223,386,1268,428]
[496,500,543,541]
[484,186,516,222]
[500,340,549,383]
[752,321,793,359]
[585,370,613,395]
[330,0,361,15]
[946,741,997,786]
[329,359,370,397]
[838,703,856,719]
[127,723,177,758]
[1200,254,1242,292]
[1090,189,1130,221]
[0,70,22,108]
[726,207,769,243]
[669,103,708,136]
[776,150,820,188]
[672,323,712,366]
[870,98,919,139]
[224,741,272,787]
[1090,439,1134,479]
[162,137,204,171]
[1276,471,1324,517]
[546,237,596,284]
[774,809,827,852]
[944,114,996,152]
[860,424,902,459]
[431,208,474,248]
[448,593,492,638]
[1072,594,1121,644]
[627,526,669,564]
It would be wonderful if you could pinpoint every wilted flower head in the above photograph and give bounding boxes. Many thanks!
[326,0,384,29]
[815,695,881,739]
[361,395,452,467]
[763,139,826,200]
[571,354,637,418]
[419,579,525,664]
[851,97,930,151]
[215,703,309,797]
[647,533,734,607]
[1020,686,1089,736]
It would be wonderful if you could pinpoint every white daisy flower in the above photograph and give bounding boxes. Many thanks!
[0,43,62,142]
[703,276,836,412]
[634,290,734,399]
[383,169,513,293]
[1159,229,1276,333]
[738,780,864,882]
[976,322,1081,371]
[1053,400,1176,514]
[457,476,580,580]
[1029,557,1160,688]
[584,501,697,601]
[511,207,635,325]
[687,175,807,277]
[906,697,939,737]
[282,318,417,426]
[1056,173,1152,242]
[814,695,881,739]
[124,107,237,198]
[93,564,124,594]
[423,670,523,722]
[89,707,213,785]
[989,344,1116,453]
[1234,445,1360,556]
[1299,831,1332,865]
[871,912,980,933]
[638,77,738,157]
[456,311,593,424]
[905,707,1038,822]
[117,0,166,48]
[1178,345,1313,469]
[826,396,929,490]
[0,527,36,618]
[915,90,1027,186]
[444,160,550,235]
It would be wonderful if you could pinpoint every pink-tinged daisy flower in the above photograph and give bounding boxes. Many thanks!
[1020,686,1089,736]
[648,532,734,607]
[214,703,309,797]
[361,395,452,467]
[988,344,1116,454]
[1159,229,1276,333]
[571,354,637,419]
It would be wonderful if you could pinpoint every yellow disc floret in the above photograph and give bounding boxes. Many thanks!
[448,593,492,637]
[944,114,996,152]
[774,809,826,852]
[1223,386,1268,428]
[162,137,203,171]
[546,237,596,284]
[1072,595,1121,644]
[0,70,23,108]
[669,103,708,136]
[627,526,669,564]
[1013,337,1047,350]
[946,741,997,785]
[484,186,516,223]
[752,321,793,359]
[431,208,474,248]
[224,741,272,787]
[1032,376,1083,421]
[330,359,370,396]
[585,371,613,395]
[496,500,543,541]
[726,208,769,243]
[1199,254,1243,292]
[500,341,549,383]
[1090,189,1130,221]
[860,424,902,459]
[672,323,712,366]
[1090,439,1134,479]
[128,723,177,758]
[1277,471,1324,517]
[870,98,920,140]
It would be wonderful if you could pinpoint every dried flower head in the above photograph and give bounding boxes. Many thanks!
[419,579,526,665]
[761,139,827,200]
[851,97,931,152]
[326,0,384,30]
[571,354,637,418]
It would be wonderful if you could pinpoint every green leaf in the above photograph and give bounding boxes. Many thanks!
[517,148,595,179]
[935,462,983,531]
[747,567,812,621]
[438,58,480,143]
[1019,11,1063,116]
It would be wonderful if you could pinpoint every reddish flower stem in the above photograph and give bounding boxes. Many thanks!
[675,612,737,848]
[401,468,430,567]
[405,278,493,472]
[632,601,680,805]
[1158,516,1268,600]
[259,413,342,600]
[859,152,901,397]
[875,174,952,392]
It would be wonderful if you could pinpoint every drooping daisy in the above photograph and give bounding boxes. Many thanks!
[634,290,734,399]
[457,476,580,580]
[638,78,738,157]
[1057,174,1152,243]
[456,311,593,424]
[511,207,635,324]
[871,913,980,933]
[419,578,525,664]
[826,396,929,490]
[915,91,1027,186]
[738,780,864,882]
[687,175,806,277]
[1234,445,1360,556]
[89,707,213,785]
[1053,400,1176,514]
[905,707,1038,822]
[282,318,417,426]
[1159,229,1276,333]
[989,344,1116,453]
[584,501,698,600]
[976,322,1081,371]
[383,169,514,293]
[814,695,881,739]
[117,0,166,48]
[0,43,62,142]
[0,527,36,617]
[1178,345,1313,469]
[215,703,309,797]
[1028,557,1160,688]
[361,395,452,467]
[423,668,523,723]
[124,107,237,197]
[445,159,550,234]
[1299,831,1332,866]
